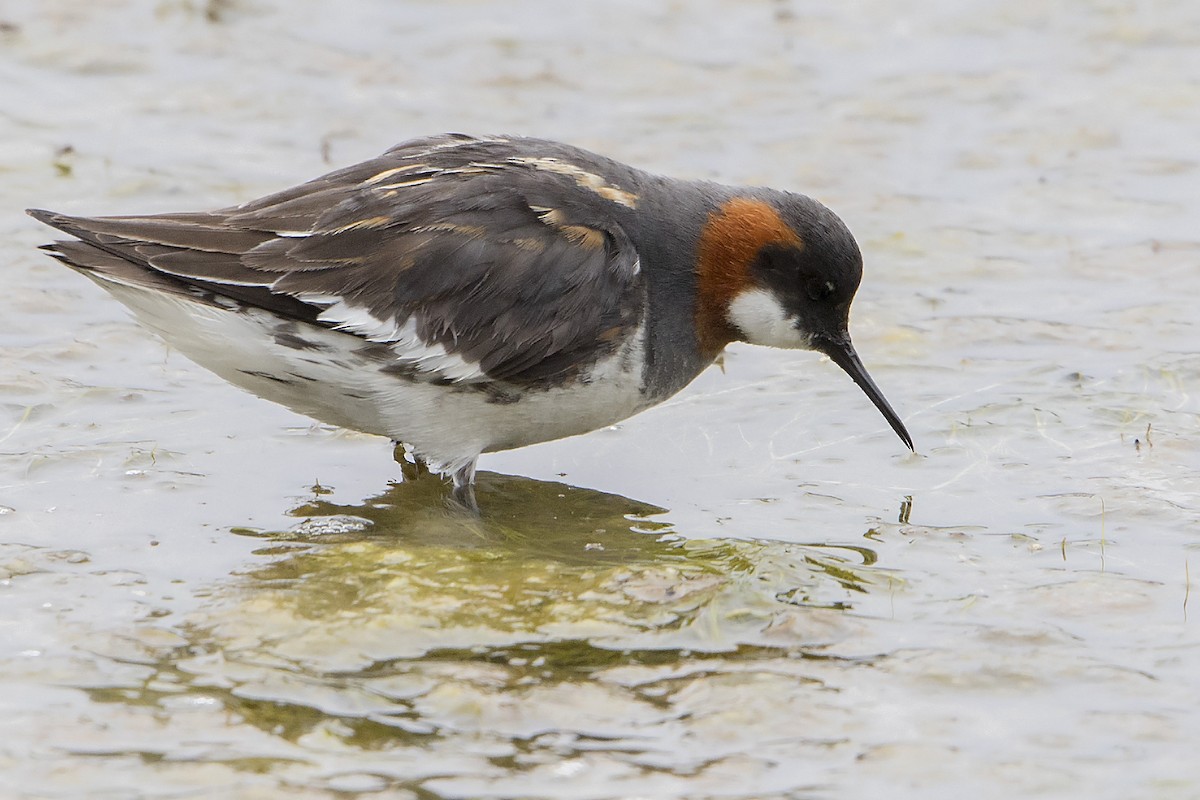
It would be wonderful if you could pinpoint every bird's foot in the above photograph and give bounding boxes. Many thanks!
[448,482,479,515]
[448,459,480,514]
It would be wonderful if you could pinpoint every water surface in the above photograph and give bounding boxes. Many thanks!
[1,1,1198,797]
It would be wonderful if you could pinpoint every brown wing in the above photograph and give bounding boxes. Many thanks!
[29,134,644,385]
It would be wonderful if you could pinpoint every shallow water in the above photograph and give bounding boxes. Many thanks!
[2,1,1198,798]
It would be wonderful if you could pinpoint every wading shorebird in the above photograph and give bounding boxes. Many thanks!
[29,134,912,507]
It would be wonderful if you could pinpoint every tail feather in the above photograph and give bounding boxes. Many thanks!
[37,238,198,297]
[26,207,268,253]
[28,209,320,323]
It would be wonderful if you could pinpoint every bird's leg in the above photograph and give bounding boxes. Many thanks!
[449,458,479,514]
[391,441,430,482]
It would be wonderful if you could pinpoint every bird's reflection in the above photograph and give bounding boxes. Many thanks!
[253,469,681,565]
[219,469,891,653]
[122,473,898,755]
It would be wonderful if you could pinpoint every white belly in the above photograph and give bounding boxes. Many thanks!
[100,280,651,474]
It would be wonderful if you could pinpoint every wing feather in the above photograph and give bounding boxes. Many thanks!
[28,135,643,386]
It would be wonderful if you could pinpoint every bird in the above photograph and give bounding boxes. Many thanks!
[28,133,913,507]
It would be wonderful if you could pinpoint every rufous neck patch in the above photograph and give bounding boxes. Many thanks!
[694,197,803,361]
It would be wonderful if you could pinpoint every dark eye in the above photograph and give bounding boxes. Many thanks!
[806,278,836,301]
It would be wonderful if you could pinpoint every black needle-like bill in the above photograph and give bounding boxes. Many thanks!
[813,333,913,451]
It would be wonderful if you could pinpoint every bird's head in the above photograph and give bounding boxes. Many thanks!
[696,193,913,451]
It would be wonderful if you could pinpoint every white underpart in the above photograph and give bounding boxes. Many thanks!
[727,288,813,349]
[90,277,649,478]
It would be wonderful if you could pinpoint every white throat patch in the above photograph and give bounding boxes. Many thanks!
[727,288,812,350]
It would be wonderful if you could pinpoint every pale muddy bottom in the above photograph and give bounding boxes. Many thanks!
[1,1,1198,798]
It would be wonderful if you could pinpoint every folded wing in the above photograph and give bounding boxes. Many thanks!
[30,134,644,386]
